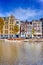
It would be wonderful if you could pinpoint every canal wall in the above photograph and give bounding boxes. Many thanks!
[28,38,43,42]
[0,38,43,42]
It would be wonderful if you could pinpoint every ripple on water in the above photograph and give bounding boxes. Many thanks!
[0,41,43,65]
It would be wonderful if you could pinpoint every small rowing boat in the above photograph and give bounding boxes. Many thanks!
[4,39,21,42]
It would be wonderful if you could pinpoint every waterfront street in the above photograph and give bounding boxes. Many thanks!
[0,40,43,65]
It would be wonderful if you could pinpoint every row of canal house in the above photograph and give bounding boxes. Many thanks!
[0,15,43,39]
[0,15,20,39]
[20,20,42,38]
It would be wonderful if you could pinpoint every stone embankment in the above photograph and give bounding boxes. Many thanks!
[29,38,43,42]
[0,38,43,42]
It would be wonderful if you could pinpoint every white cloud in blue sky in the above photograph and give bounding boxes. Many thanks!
[0,0,43,21]
[0,7,43,21]
[2,8,42,21]
[39,0,43,2]
[37,0,43,4]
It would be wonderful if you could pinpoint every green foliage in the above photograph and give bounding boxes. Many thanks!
[40,18,43,21]
[32,27,35,35]
[0,18,4,33]
[13,25,19,34]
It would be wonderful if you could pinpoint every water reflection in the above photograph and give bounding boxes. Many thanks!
[0,41,43,65]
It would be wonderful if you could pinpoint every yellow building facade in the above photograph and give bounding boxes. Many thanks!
[1,15,20,39]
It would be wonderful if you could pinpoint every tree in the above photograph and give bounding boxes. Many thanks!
[40,18,43,21]
[13,25,19,35]
[0,17,4,34]
[32,27,35,38]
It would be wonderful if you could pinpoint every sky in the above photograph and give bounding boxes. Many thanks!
[0,0,43,21]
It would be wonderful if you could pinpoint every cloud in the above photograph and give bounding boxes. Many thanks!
[0,13,4,17]
[12,8,43,20]
[37,0,43,3]
[0,8,43,21]
[39,0,43,2]
[14,8,37,20]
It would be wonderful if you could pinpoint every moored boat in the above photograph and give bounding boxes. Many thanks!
[4,39,21,42]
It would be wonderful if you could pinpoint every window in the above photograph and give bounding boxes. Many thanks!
[10,27,13,30]
[5,25,8,29]
[37,30,40,32]
[21,27,24,30]
[10,25,13,30]
[16,21,19,24]
[10,31,13,34]
[10,19,14,24]
[30,22,32,24]
[21,32,24,35]
[27,26,32,29]
[5,21,8,24]
[5,30,8,34]
[33,24,37,27]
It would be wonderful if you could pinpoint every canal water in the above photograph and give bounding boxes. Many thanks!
[0,41,43,65]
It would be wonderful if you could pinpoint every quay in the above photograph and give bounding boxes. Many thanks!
[0,38,43,42]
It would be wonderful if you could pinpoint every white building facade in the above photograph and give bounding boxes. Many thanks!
[20,20,42,38]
